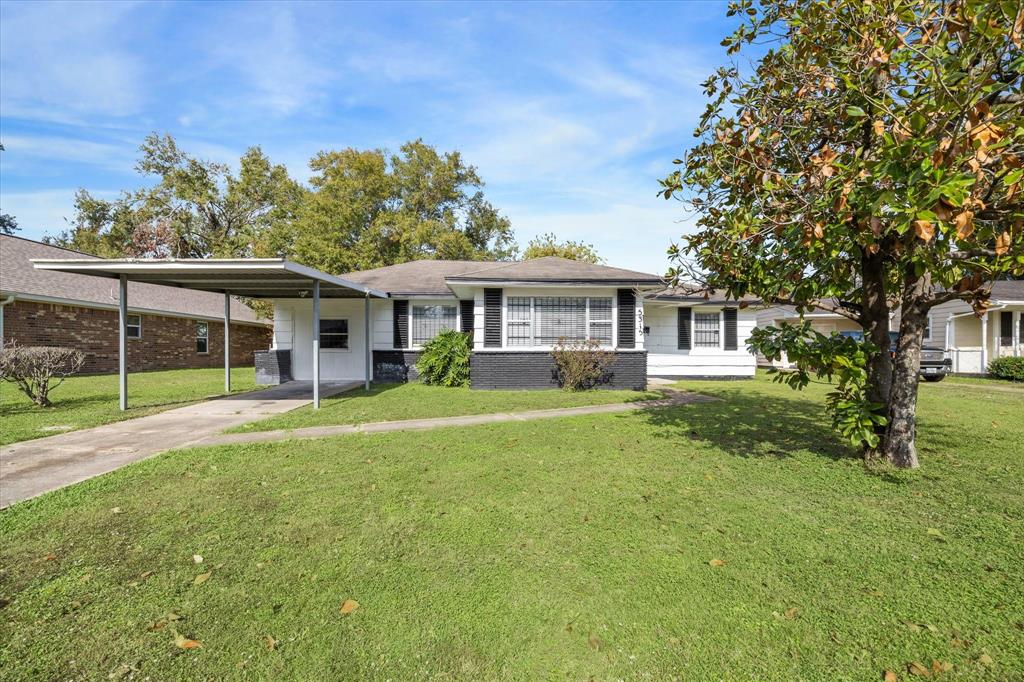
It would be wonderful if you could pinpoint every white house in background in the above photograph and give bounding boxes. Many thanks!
[756,280,1024,375]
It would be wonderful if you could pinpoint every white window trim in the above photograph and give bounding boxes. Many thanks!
[196,321,209,355]
[320,317,351,352]
[692,309,723,350]
[126,314,142,339]
[502,294,616,350]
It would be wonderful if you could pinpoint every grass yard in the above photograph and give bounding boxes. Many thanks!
[0,367,262,446]
[227,381,661,433]
[1,374,1021,680]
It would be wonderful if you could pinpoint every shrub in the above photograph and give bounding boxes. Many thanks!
[0,342,86,407]
[416,330,471,387]
[988,356,1024,382]
[550,338,614,391]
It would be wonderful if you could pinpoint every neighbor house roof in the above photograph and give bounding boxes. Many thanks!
[341,257,664,296]
[646,285,762,305]
[1,235,268,324]
[992,279,1024,302]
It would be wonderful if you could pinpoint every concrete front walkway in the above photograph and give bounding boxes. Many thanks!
[0,380,361,508]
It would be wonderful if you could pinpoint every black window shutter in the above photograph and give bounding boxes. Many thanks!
[460,299,474,334]
[393,300,408,349]
[724,308,738,350]
[484,288,502,347]
[677,307,692,350]
[1000,311,1013,346]
[617,289,636,349]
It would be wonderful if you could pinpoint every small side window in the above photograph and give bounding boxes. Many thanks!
[196,321,209,353]
[126,314,142,338]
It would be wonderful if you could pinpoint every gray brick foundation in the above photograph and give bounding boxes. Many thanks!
[470,350,647,390]
[255,349,292,385]
[373,350,423,383]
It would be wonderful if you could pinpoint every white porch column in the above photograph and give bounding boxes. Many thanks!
[1014,311,1021,358]
[224,292,231,392]
[980,312,989,373]
[118,274,128,411]
[313,280,320,409]
[364,293,371,391]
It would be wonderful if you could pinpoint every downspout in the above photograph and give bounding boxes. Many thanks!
[0,294,15,346]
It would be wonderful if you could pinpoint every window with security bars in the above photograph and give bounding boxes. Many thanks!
[506,296,613,346]
[693,312,720,347]
[507,297,532,346]
[411,305,457,345]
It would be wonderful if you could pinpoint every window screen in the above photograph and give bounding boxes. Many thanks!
[411,305,457,345]
[693,312,720,347]
[126,314,142,338]
[196,321,209,353]
[507,296,532,346]
[588,297,613,345]
[535,297,587,345]
[320,318,349,349]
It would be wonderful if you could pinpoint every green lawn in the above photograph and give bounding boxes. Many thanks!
[1,374,1021,680]
[0,367,262,446]
[227,381,661,433]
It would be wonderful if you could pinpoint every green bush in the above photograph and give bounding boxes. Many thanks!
[416,330,471,387]
[987,356,1024,382]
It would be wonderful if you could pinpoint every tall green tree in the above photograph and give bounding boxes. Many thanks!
[287,139,517,274]
[661,0,1023,467]
[522,233,603,263]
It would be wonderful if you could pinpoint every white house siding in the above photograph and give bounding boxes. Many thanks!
[272,299,373,381]
[643,303,757,377]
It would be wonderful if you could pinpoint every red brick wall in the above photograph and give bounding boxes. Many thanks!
[3,300,271,374]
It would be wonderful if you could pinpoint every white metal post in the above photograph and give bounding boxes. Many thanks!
[312,280,320,409]
[980,312,989,373]
[364,293,371,391]
[118,274,128,411]
[224,292,231,392]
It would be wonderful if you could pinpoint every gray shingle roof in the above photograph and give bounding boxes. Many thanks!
[341,260,503,296]
[992,279,1024,301]
[0,235,267,324]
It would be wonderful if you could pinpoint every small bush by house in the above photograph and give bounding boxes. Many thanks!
[0,342,86,407]
[416,330,471,387]
[988,356,1024,382]
[551,339,614,391]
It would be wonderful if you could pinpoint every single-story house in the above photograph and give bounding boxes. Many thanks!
[29,256,760,399]
[756,280,1024,374]
[2,235,271,374]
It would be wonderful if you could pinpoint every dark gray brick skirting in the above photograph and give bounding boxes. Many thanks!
[470,350,647,391]
[373,350,423,383]
[255,349,292,385]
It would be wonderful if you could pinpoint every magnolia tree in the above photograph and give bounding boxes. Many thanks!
[661,0,1023,467]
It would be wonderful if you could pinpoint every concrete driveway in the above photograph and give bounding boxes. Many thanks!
[0,380,360,508]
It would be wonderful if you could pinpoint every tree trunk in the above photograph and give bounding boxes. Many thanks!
[882,270,932,469]
[861,250,893,456]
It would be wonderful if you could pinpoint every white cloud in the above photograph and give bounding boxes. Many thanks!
[0,189,94,239]
[0,135,136,172]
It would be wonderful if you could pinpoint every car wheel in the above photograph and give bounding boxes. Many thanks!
[922,375,945,382]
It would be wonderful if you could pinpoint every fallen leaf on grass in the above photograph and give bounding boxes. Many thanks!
[339,599,359,614]
[193,555,203,564]
[587,633,602,651]
[932,660,952,673]
[884,671,898,682]
[907,660,931,676]
[977,652,993,667]
[140,570,155,579]
[193,572,212,586]
[265,635,278,651]
[174,632,202,649]
[784,607,799,620]
[43,554,57,562]
[110,507,123,514]
[708,559,726,567]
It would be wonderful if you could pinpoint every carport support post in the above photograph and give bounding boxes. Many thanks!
[364,293,371,391]
[313,280,320,409]
[118,274,128,411]
[224,292,231,393]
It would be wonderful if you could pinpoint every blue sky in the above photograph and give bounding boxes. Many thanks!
[0,1,738,274]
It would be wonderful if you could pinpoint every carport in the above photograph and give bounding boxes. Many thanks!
[30,258,387,410]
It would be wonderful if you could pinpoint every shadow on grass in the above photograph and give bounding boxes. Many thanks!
[640,387,858,462]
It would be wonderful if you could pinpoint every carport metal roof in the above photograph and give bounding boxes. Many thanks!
[30,258,388,299]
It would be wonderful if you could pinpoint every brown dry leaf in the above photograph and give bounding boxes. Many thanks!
[784,607,799,620]
[932,660,952,673]
[339,599,360,615]
[977,652,994,667]
[140,570,155,579]
[708,559,726,567]
[193,571,212,586]
[913,220,935,242]
[587,633,602,651]
[873,120,885,136]
[1013,9,1023,49]
[44,553,57,561]
[907,660,931,677]
[265,635,278,651]
[995,231,1011,256]
[174,633,202,650]
[747,127,761,144]
[954,211,975,240]
[884,671,898,682]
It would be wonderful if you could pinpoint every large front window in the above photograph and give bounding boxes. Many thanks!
[507,296,613,346]
[693,312,720,347]
[412,305,457,346]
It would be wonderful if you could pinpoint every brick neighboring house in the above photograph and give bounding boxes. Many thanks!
[1,235,271,374]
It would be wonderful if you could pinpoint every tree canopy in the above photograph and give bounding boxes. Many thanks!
[661,0,1023,467]
[522,232,603,263]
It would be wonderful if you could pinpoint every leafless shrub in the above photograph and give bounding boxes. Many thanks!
[0,342,86,407]
[550,338,614,391]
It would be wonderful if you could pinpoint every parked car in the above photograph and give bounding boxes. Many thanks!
[839,331,952,382]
